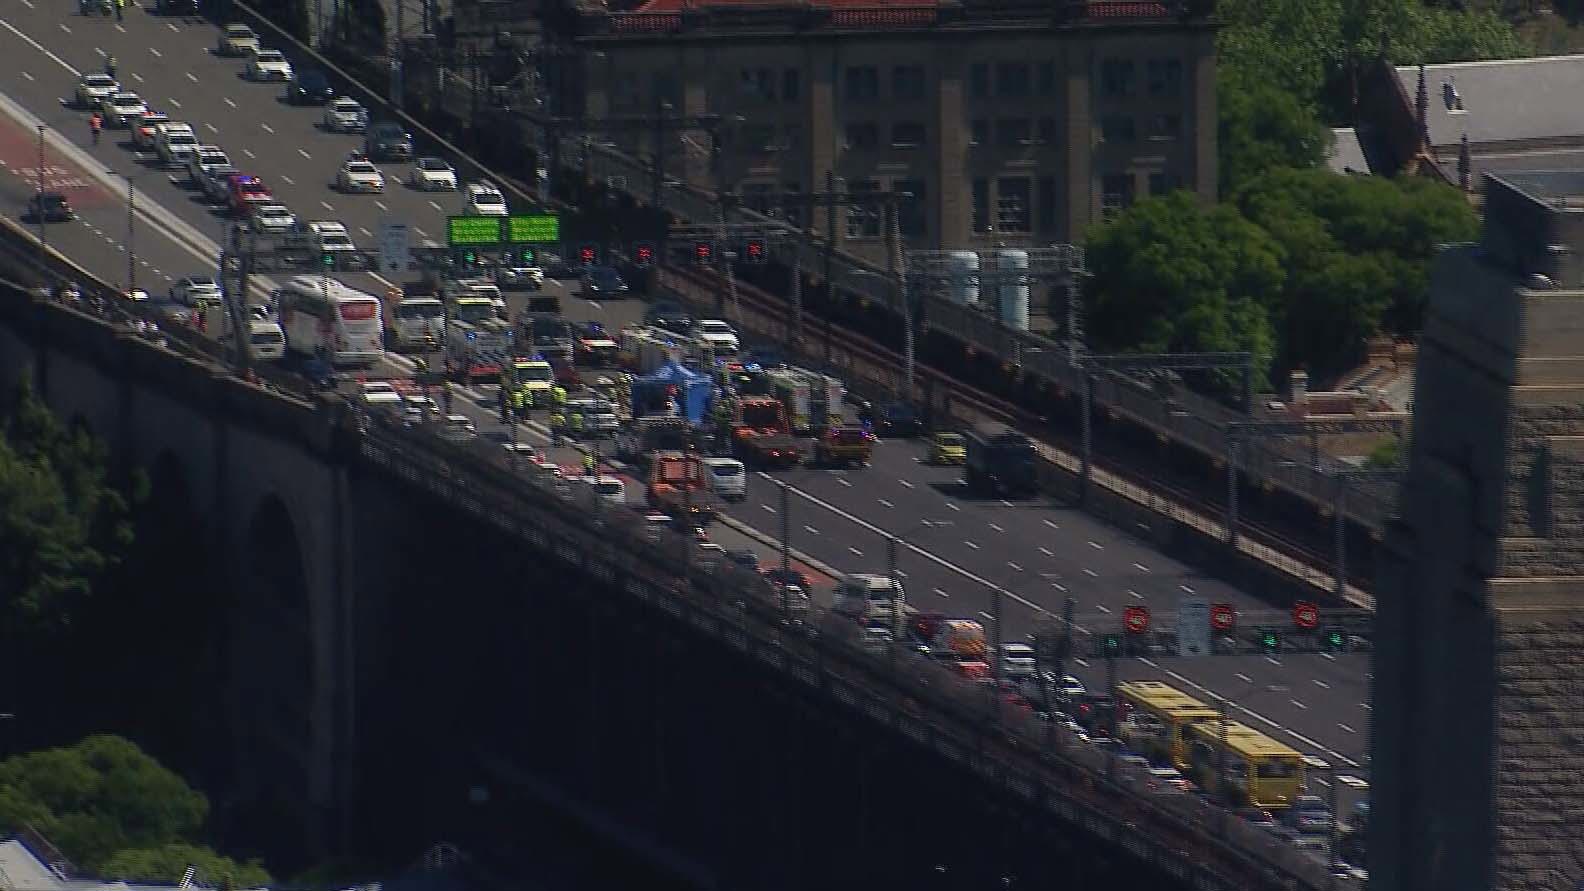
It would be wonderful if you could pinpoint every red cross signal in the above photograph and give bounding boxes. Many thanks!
[1292,601,1320,630]
[1210,603,1237,632]
[1123,606,1150,634]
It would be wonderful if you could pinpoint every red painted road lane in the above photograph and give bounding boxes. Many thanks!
[0,114,114,210]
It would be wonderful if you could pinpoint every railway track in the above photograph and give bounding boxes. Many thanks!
[656,262,1371,608]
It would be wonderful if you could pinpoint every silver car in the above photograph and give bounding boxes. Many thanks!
[323,97,367,133]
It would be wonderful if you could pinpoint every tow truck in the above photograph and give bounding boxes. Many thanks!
[728,397,802,468]
[646,450,721,525]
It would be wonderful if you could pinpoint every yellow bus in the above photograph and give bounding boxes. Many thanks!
[1115,680,1222,769]
[1183,719,1306,811]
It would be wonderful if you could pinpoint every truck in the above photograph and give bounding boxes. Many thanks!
[390,295,444,351]
[523,314,576,365]
[616,415,696,465]
[905,614,989,662]
[505,358,556,408]
[446,296,513,381]
[728,397,802,468]
[576,325,620,367]
[621,325,693,375]
[812,425,874,466]
[806,371,846,433]
[647,450,721,525]
[768,369,813,434]
[566,396,620,439]
[833,573,906,624]
[964,422,1040,498]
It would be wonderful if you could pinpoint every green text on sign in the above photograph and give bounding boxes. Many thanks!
[507,214,560,244]
[447,216,503,246]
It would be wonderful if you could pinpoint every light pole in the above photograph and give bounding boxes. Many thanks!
[883,518,953,647]
[35,125,47,248]
[845,268,914,402]
[109,170,136,293]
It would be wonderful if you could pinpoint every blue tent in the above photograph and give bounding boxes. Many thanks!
[632,361,713,423]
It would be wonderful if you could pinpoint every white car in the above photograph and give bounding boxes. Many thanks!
[171,275,222,306]
[336,160,385,193]
[494,265,544,290]
[409,157,457,191]
[246,49,294,82]
[308,220,357,253]
[201,165,241,201]
[155,125,200,166]
[692,319,740,354]
[186,147,231,183]
[101,92,148,128]
[76,74,119,108]
[463,181,507,216]
[217,23,260,57]
[322,97,367,133]
[250,204,297,234]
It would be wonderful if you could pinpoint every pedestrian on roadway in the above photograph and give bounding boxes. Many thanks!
[105,55,117,77]
[582,453,595,477]
[89,113,102,144]
[115,0,124,21]
[497,386,509,424]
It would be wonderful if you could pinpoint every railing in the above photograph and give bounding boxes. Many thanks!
[0,221,1340,891]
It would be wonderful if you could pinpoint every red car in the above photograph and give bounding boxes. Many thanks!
[226,174,272,214]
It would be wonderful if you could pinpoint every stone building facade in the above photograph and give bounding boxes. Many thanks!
[555,0,1218,264]
[1373,170,1584,891]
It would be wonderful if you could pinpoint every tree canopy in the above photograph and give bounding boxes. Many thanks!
[0,736,269,886]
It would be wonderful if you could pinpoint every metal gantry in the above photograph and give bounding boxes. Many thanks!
[666,220,791,320]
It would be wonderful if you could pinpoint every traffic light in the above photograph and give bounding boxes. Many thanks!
[1101,633,1123,659]
[578,243,598,267]
[633,241,656,267]
[321,252,334,268]
[461,249,477,266]
[694,241,714,265]
[1258,629,1281,654]
[1323,627,1347,653]
[518,247,536,265]
[743,237,767,264]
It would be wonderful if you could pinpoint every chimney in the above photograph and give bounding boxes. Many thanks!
[1415,64,1428,148]
[1290,369,1309,408]
[1458,131,1472,192]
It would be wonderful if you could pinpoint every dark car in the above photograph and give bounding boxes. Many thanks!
[763,567,809,590]
[153,0,199,12]
[580,266,629,298]
[644,301,693,333]
[870,400,923,438]
[725,549,759,571]
[26,192,75,223]
[286,69,335,105]
[364,121,414,161]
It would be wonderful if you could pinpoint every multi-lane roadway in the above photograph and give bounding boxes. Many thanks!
[0,1,1372,776]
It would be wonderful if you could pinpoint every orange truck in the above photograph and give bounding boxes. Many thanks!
[646,450,721,524]
[729,396,802,468]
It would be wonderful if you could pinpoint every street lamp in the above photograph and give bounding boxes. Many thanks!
[35,125,47,248]
[845,268,915,402]
[883,518,953,648]
[109,170,137,293]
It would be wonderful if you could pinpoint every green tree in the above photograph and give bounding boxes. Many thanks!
[0,380,134,635]
[1084,191,1284,388]
[101,844,271,888]
[1366,435,1405,468]
[1218,71,1334,197]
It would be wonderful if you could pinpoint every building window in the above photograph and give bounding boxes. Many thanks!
[741,124,777,150]
[1101,115,1136,143]
[1149,172,1182,195]
[1037,176,1057,230]
[997,177,1032,232]
[972,178,990,232]
[997,62,1031,98]
[783,68,801,102]
[1149,114,1181,140]
[613,73,640,110]
[738,68,775,100]
[970,119,989,147]
[891,121,926,148]
[998,118,1032,147]
[1147,59,1183,97]
[1037,116,1058,145]
[847,179,882,238]
[845,66,880,102]
[844,122,880,150]
[1102,172,1134,218]
[896,178,927,236]
[970,63,990,98]
[1100,59,1135,98]
[892,65,926,101]
[1037,61,1056,97]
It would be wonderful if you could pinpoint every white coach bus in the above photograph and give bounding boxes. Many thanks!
[278,275,385,366]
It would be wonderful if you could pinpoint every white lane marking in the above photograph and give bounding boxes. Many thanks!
[1082,568,1098,577]
[19,72,32,81]
[19,0,33,9]
[946,503,960,512]
[848,547,863,557]
[358,227,372,238]
[260,123,274,133]
[878,498,893,508]
[414,226,429,239]
[224,97,236,108]
[242,148,255,158]
[837,478,852,488]
[428,200,442,212]
[899,479,914,489]
[114,23,126,33]
[802,525,818,535]
[978,611,994,622]
[1265,656,1281,666]
[1338,724,1356,734]
[895,569,907,579]
[989,522,1003,532]
[1128,589,1143,599]
[1311,777,1330,788]
[964,540,980,550]
[374,199,388,211]
[149,47,162,57]
[1322,653,1336,662]
[59,22,72,33]
[297,148,311,159]
[1044,519,1060,530]
[760,504,775,514]
[1087,540,1103,550]
[186,72,198,82]
[1038,546,1054,557]
[1050,582,1067,592]
[96,46,106,57]
[1180,584,1196,594]
[279,175,294,185]
[1001,499,1013,508]
[131,73,143,82]
[1359,703,1371,711]
[1290,699,1308,710]
[1236,673,1252,684]
[204,123,218,134]
[320,200,334,211]
[1133,562,1150,572]
[168,98,182,109]
[1313,679,1330,689]
[1139,657,1158,668]
[1095,604,1111,613]
[168,22,179,31]
[1073,657,1089,668]
[933,588,948,598]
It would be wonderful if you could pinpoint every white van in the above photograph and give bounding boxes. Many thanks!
[702,457,746,502]
[833,573,904,622]
[583,475,626,507]
[248,320,286,360]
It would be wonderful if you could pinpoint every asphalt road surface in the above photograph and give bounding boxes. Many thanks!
[0,1,1372,776]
